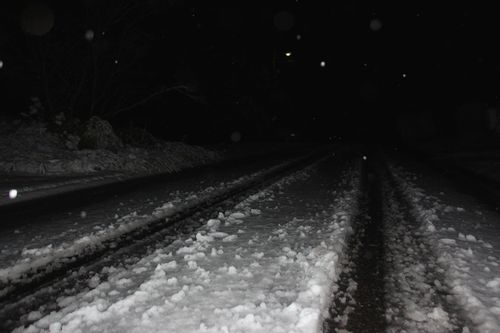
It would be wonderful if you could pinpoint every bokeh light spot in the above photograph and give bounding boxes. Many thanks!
[9,189,18,199]
[230,131,242,143]
[369,19,383,31]
[20,2,55,36]
[84,29,94,41]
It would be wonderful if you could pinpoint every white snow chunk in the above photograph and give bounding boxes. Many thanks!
[465,234,477,242]
[88,275,100,289]
[206,219,221,229]
[222,235,238,242]
[229,212,246,219]
[27,310,42,321]
[250,209,261,215]
[196,233,214,243]
[171,290,185,302]
[486,278,500,291]
[439,238,456,245]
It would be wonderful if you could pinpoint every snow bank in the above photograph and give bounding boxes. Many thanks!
[0,122,220,175]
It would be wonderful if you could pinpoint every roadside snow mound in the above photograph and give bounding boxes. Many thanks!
[0,122,221,175]
[79,116,124,151]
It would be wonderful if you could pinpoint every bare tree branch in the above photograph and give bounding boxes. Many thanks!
[113,85,202,115]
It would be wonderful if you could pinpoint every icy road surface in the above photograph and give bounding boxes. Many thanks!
[16,158,361,333]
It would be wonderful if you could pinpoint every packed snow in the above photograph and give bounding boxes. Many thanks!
[389,164,500,332]
[383,179,458,332]
[14,157,361,333]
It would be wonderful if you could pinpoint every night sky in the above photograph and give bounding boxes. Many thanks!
[1,1,499,143]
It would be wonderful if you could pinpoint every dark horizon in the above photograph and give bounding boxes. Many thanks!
[1,1,500,144]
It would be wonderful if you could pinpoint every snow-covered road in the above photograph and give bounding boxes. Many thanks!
[6,155,360,332]
[2,151,500,333]
[0,153,306,296]
[387,162,500,332]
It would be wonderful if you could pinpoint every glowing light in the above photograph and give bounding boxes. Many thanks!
[402,73,407,78]
[285,52,292,57]
[369,19,383,31]
[114,59,119,64]
[9,189,18,199]
[230,131,242,143]
[362,156,367,160]
[296,34,302,40]
[84,29,94,41]
[0,60,3,69]
[320,61,326,67]
[80,211,87,218]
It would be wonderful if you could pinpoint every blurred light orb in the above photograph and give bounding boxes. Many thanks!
[369,19,382,31]
[285,52,292,57]
[363,156,367,160]
[9,189,18,199]
[80,211,87,218]
[296,34,302,40]
[274,11,295,31]
[0,60,3,69]
[20,2,55,36]
[84,29,94,41]
[230,131,242,143]
[320,61,326,67]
